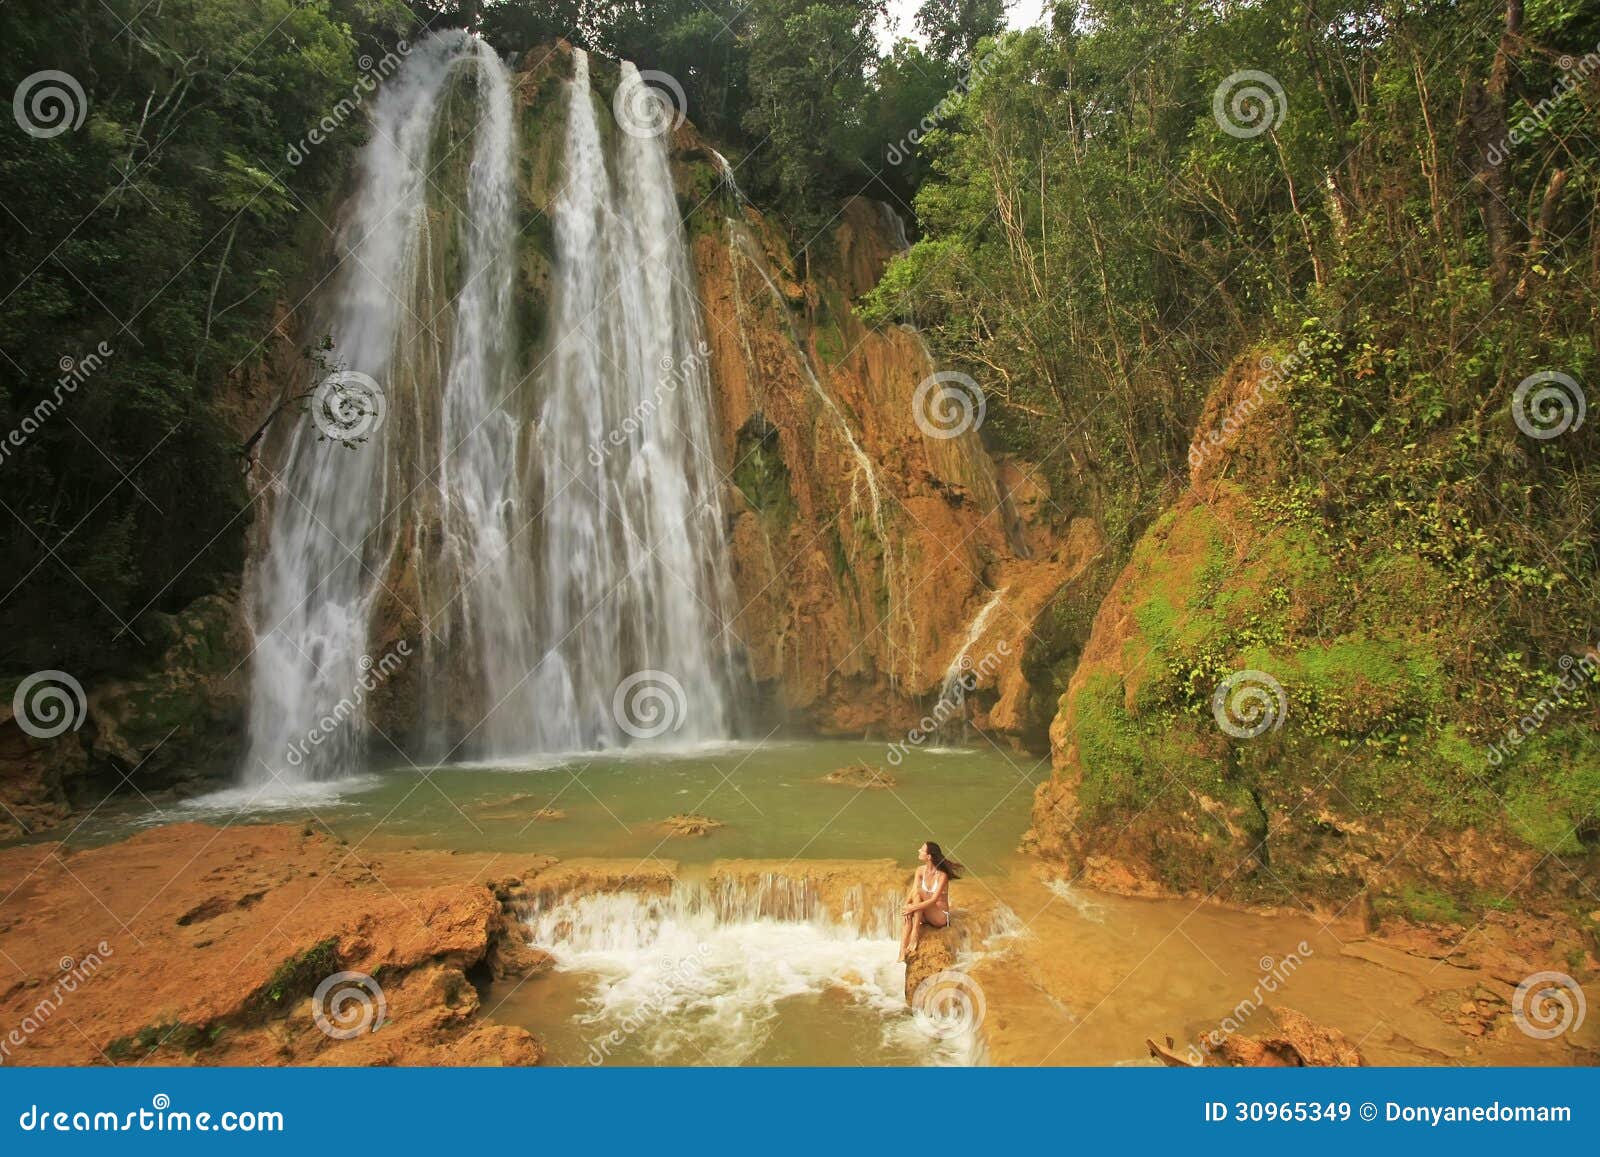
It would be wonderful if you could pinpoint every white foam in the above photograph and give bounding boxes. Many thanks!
[528,889,981,1065]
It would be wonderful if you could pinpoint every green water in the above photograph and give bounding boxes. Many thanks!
[64,740,1046,873]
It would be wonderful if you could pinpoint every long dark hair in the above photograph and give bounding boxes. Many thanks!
[924,841,963,879]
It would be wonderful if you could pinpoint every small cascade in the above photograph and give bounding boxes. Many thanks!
[517,873,1010,1065]
[939,586,1008,708]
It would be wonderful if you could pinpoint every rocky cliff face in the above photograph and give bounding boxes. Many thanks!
[672,129,1091,738]
[1026,354,1600,917]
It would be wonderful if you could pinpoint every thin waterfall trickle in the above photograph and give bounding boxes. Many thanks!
[242,38,744,785]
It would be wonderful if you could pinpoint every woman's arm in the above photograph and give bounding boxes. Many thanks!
[902,871,947,912]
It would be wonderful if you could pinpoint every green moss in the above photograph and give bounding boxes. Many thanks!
[731,415,794,529]
[245,937,340,1020]
[105,1020,216,1061]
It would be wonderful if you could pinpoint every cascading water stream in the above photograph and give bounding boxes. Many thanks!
[527,52,742,749]
[517,876,1010,1065]
[242,37,743,786]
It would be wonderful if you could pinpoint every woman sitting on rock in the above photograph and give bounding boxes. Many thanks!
[898,840,962,962]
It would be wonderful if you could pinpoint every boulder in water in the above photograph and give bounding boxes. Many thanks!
[1146,1006,1365,1067]
[658,814,724,838]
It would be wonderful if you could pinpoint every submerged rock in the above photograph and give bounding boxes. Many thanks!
[1147,1006,1364,1067]
[657,814,724,838]
[823,764,896,789]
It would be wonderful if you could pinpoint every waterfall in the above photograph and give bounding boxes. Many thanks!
[242,37,743,786]
[526,52,742,750]
[939,586,1007,706]
[517,874,1011,1065]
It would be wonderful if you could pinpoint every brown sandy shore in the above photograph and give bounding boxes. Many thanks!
[0,822,1594,1066]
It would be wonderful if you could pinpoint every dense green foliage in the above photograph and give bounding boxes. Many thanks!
[862,0,1599,766]
[0,0,411,672]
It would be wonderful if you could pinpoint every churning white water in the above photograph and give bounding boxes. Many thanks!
[243,36,742,785]
[522,881,986,1065]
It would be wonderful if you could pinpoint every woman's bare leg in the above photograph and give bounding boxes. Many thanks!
[898,913,915,961]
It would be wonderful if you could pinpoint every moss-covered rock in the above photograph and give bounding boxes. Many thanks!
[1029,354,1600,913]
